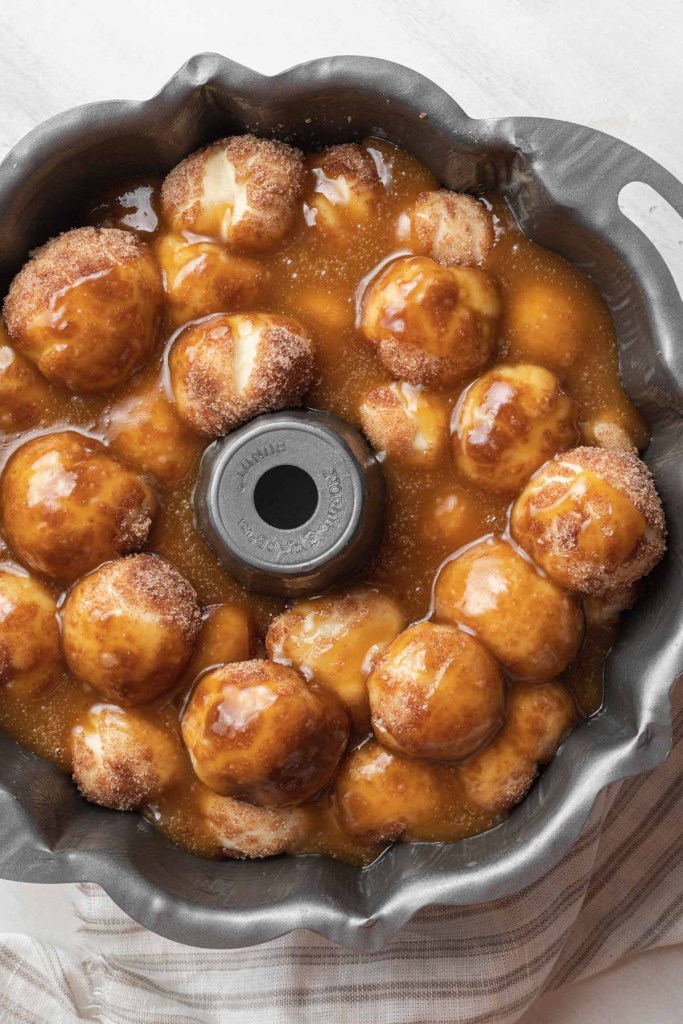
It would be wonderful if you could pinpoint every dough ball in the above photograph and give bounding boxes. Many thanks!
[458,680,576,812]
[511,446,666,594]
[410,189,495,266]
[266,588,405,733]
[161,134,305,252]
[188,603,255,681]
[155,232,266,326]
[503,279,590,369]
[3,227,163,392]
[333,739,446,842]
[71,703,184,810]
[169,312,316,436]
[196,785,304,859]
[103,376,202,484]
[359,382,450,466]
[181,660,349,807]
[581,412,638,453]
[305,143,383,238]
[583,584,638,630]
[452,363,579,493]
[0,328,55,431]
[360,255,500,388]
[433,536,584,680]
[420,485,482,548]
[62,554,201,705]
[0,565,61,698]
[1,431,156,582]
[367,621,505,761]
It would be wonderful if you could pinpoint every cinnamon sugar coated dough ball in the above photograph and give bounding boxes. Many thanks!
[305,143,383,236]
[410,189,495,267]
[360,256,500,388]
[181,661,349,807]
[266,588,405,733]
[155,233,266,326]
[458,681,575,812]
[581,412,638,453]
[367,621,505,761]
[434,537,584,681]
[3,227,163,392]
[334,739,446,841]
[169,312,316,437]
[1,431,156,582]
[511,447,666,595]
[104,377,202,484]
[197,786,304,859]
[452,363,579,494]
[503,279,590,369]
[161,135,305,252]
[0,566,61,698]
[359,382,450,466]
[0,326,55,431]
[62,554,201,705]
[583,584,638,630]
[71,704,184,811]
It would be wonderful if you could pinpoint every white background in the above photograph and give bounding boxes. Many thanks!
[0,0,681,1020]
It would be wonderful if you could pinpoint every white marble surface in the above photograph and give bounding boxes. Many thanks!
[0,0,682,1020]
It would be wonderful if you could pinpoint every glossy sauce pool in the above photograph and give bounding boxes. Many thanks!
[0,139,649,864]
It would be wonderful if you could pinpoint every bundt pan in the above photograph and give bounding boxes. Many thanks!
[0,54,681,953]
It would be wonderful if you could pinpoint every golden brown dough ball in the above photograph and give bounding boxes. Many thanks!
[511,447,666,595]
[181,660,349,807]
[360,255,500,388]
[420,485,483,548]
[196,785,304,859]
[155,233,266,326]
[434,537,584,680]
[266,588,405,733]
[71,704,184,810]
[367,621,505,761]
[169,312,316,437]
[305,143,383,237]
[458,680,575,812]
[359,382,450,466]
[161,135,305,252]
[295,288,354,333]
[334,739,447,841]
[503,279,590,369]
[3,227,163,392]
[62,554,201,705]
[187,603,255,681]
[452,363,579,494]
[0,326,56,431]
[1,431,156,582]
[409,189,495,266]
[103,376,202,484]
[0,565,61,698]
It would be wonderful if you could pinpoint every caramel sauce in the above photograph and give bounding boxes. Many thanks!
[0,139,648,865]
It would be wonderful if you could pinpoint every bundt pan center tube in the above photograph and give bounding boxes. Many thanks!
[0,54,681,952]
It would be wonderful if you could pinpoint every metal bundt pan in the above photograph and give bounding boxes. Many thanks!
[0,55,681,952]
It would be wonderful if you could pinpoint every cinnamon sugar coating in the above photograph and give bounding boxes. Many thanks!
[62,554,201,705]
[4,227,163,392]
[161,135,305,252]
[511,446,666,595]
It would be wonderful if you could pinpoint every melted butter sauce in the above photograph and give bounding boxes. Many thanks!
[0,139,648,865]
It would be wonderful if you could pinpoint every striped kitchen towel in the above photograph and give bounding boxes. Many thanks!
[0,680,680,1024]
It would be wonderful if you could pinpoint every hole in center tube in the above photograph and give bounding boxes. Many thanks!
[253,464,319,530]
[618,181,683,299]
